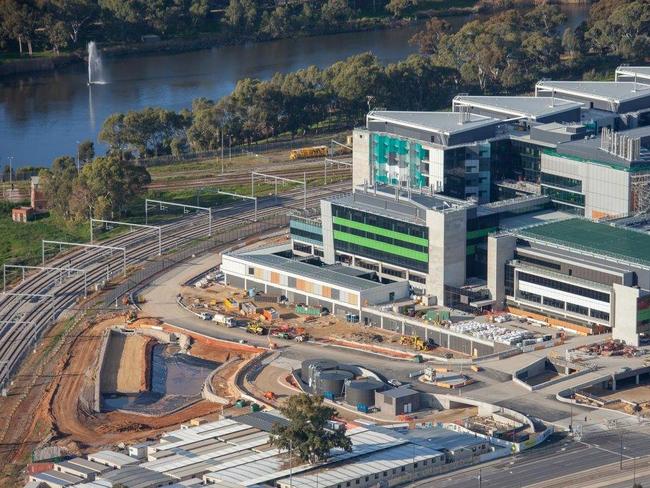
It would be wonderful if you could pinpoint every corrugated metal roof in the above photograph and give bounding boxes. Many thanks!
[87,450,138,467]
[99,466,175,488]
[276,443,444,488]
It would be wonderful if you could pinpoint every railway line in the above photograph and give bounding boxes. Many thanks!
[0,181,350,387]
[148,165,351,191]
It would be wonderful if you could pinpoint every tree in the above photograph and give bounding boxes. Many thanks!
[0,0,39,55]
[48,0,98,45]
[270,394,352,464]
[224,0,259,34]
[47,19,69,54]
[385,0,417,18]
[78,140,95,164]
[410,17,450,56]
[39,156,78,219]
[321,0,353,26]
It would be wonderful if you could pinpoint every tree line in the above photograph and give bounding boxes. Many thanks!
[0,0,480,57]
[38,149,151,223]
[96,0,650,159]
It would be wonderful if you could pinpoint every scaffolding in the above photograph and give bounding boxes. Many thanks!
[3,264,88,298]
[90,218,162,255]
[251,171,306,209]
[145,199,212,237]
[41,240,127,276]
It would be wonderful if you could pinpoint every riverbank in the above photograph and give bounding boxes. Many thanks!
[0,2,484,78]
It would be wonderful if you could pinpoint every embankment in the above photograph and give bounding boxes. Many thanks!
[99,330,153,395]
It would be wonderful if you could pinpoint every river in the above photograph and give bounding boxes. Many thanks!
[0,5,589,168]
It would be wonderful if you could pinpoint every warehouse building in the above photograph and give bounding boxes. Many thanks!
[487,218,650,343]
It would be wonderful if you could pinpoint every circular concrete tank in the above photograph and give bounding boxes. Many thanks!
[344,379,385,407]
[314,369,354,397]
[301,359,338,382]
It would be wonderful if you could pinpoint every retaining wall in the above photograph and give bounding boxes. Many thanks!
[93,329,111,413]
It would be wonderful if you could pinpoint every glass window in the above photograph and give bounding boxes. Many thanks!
[540,172,582,191]
[518,272,610,303]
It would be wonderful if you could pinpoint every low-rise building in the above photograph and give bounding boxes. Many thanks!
[487,218,650,343]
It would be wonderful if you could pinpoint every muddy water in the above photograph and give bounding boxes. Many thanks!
[102,343,219,414]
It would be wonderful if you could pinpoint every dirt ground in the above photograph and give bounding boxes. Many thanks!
[0,314,258,487]
[101,333,151,394]
[585,383,650,416]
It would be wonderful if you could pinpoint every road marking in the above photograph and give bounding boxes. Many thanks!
[580,441,632,459]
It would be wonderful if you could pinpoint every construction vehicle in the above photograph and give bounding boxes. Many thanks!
[294,333,309,342]
[264,391,277,401]
[212,313,236,327]
[400,335,431,351]
[246,322,266,335]
[125,310,137,324]
[289,145,328,160]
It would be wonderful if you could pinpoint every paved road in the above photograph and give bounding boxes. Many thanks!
[414,428,650,487]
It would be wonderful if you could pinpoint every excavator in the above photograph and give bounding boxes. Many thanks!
[400,335,431,351]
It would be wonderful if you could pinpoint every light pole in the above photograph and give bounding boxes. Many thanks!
[76,140,80,172]
[8,156,13,186]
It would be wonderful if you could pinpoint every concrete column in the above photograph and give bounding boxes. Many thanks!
[611,375,617,391]
[637,374,640,385]
[352,128,371,187]
[487,234,517,311]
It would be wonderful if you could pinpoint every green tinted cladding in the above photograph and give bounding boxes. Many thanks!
[334,231,429,263]
[333,216,428,247]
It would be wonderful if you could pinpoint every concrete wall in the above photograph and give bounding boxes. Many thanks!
[427,208,467,303]
[541,152,631,218]
[352,128,371,187]
[487,234,517,311]
[320,199,336,265]
[613,282,642,346]
[93,329,111,413]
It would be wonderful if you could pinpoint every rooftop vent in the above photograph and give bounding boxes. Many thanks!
[458,105,472,125]
[600,127,641,161]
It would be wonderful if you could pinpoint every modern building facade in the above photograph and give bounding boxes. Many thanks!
[487,218,650,343]
[353,68,650,218]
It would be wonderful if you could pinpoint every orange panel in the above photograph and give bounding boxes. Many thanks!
[271,272,280,284]
[348,294,358,306]
[322,286,331,298]
[592,210,613,220]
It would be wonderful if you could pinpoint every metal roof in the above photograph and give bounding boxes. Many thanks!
[228,252,385,292]
[396,426,488,452]
[616,66,650,82]
[379,387,419,399]
[236,411,290,432]
[87,450,138,468]
[515,218,650,267]
[367,110,501,135]
[453,95,582,120]
[536,80,650,104]
[276,443,444,488]
[28,471,81,487]
[99,466,175,488]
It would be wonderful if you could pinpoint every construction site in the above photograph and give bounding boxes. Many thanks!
[0,310,262,484]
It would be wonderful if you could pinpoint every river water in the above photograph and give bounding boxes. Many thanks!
[0,5,589,168]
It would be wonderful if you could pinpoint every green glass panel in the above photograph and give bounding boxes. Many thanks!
[334,231,429,263]
[333,216,428,246]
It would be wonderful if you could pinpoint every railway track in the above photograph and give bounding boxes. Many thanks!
[0,181,349,386]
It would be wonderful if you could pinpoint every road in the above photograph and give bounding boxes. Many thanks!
[412,427,650,488]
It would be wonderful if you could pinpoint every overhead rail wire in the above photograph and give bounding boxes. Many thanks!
[90,218,162,256]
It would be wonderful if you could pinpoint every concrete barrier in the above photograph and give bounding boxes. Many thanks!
[202,357,240,405]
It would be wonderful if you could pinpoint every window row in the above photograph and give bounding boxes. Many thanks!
[517,271,610,303]
[333,223,428,253]
[335,240,429,273]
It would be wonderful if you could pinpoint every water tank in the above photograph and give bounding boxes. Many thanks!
[344,379,385,407]
[314,370,354,397]
[300,359,338,384]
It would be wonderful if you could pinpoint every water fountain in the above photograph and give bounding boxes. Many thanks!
[87,41,105,85]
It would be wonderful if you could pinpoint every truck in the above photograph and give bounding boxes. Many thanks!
[212,313,236,327]
[289,145,328,161]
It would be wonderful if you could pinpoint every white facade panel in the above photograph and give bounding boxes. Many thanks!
[221,257,247,276]
[518,280,611,313]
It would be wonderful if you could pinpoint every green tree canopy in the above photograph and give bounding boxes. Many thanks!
[270,394,352,464]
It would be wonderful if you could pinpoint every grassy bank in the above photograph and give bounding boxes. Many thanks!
[0,202,89,271]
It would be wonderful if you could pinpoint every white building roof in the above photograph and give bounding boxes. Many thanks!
[536,80,650,104]
[87,450,138,468]
[276,443,444,488]
[616,66,650,82]
[453,95,582,120]
[367,110,501,135]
